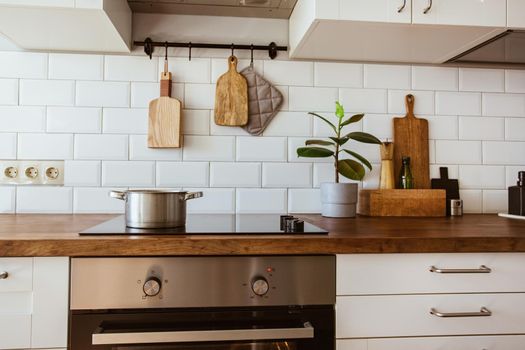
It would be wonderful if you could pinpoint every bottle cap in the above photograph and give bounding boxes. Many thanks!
[518,171,525,186]
[402,156,411,164]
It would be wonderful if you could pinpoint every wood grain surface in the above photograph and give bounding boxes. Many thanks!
[148,71,183,148]
[214,56,248,126]
[358,189,446,216]
[393,94,430,189]
[1,214,525,256]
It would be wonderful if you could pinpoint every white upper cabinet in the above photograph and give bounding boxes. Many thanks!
[339,0,412,24]
[508,0,525,28]
[412,0,507,27]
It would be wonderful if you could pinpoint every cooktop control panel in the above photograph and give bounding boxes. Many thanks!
[70,256,335,310]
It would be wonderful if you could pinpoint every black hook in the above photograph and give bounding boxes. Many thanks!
[188,42,192,61]
[231,43,235,57]
[164,41,168,60]
[250,44,254,66]
[144,37,154,60]
[268,42,278,60]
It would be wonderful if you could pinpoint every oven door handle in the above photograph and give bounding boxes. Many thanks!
[92,322,315,345]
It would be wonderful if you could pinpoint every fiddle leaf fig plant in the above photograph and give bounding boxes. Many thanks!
[297,102,382,183]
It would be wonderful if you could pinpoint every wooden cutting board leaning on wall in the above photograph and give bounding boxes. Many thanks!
[393,94,430,189]
[214,55,248,126]
[148,64,182,148]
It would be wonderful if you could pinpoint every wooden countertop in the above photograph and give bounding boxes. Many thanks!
[1,214,525,256]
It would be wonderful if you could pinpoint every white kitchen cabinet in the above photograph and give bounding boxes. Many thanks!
[508,0,525,28]
[412,0,507,27]
[339,0,411,24]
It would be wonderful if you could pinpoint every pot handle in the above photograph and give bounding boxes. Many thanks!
[109,191,127,201]
[184,192,203,201]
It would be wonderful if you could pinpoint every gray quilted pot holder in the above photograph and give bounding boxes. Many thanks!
[240,66,283,136]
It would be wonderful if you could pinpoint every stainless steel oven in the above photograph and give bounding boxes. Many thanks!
[69,256,335,350]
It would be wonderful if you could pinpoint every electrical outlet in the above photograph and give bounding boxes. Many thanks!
[0,160,64,185]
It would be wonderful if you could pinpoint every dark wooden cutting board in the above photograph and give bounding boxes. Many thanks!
[431,167,460,216]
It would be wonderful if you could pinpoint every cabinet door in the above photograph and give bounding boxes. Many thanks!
[339,0,411,24]
[363,335,525,350]
[508,0,525,28]
[412,0,506,27]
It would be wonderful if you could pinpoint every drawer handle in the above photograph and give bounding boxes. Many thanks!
[430,307,492,318]
[429,265,492,274]
[423,0,433,14]
[0,271,8,279]
[397,0,407,13]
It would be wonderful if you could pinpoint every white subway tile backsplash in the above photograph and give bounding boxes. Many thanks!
[0,187,15,213]
[183,110,210,135]
[346,140,381,164]
[186,188,235,214]
[184,84,214,109]
[130,82,184,108]
[482,93,525,117]
[0,79,18,105]
[460,189,482,213]
[263,60,313,86]
[411,66,458,91]
[18,133,73,160]
[184,135,235,161]
[47,107,102,133]
[129,134,182,161]
[314,62,363,88]
[263,111,312,137]
[262,163,312,188]
[506,118,525,141]
[483,141,525,165]
[362,163,380,189]
[459,165,506,189]
[236,188,287,213]
[339,89,387,114]
[49,53,103,80]
[64,160,101,187]
[435,140,481,164]
[237,137,287,162]
[210,162,261,188]
[364,64,410,89]
[74,134,128,160]
[483,190,507,213]
[16,186,72,213]
[163,57,211,83]
[388,90,434,115]
[156,162,208,187]
[211,59,263,83]
[20,80,75,106]
[73,187,125,213]
[436,92,481,116]
[288,87,338,112]
[313,113,361,138]
[288,189,321,213]
[459,68,505,92]
[506,70,525,93]
[102,161,155,187]
[288,137,331,163]
[210,113,250,136]
[105,55,158,82]
[277,86,289,111]
[0,106,45,132]
[76,81,130,107]
[459,116,504,141]
[423,115,457,140]
[103,108,148,134]
[362,114,393,140]
[0,133,16,159]
[0,52,47,79]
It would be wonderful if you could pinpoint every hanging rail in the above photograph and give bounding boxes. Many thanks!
[134,37,287,60]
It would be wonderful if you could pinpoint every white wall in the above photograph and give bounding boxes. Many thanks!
[0,14,524,214]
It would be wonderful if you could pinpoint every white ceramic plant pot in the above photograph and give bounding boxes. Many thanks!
[320,182,358,218]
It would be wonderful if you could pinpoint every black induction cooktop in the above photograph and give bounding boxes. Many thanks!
[79,214,328,235]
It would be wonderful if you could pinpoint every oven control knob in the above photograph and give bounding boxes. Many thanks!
[251,277,269,296]
[143,277,162,297]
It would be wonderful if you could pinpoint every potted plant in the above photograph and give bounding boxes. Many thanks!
[297,102,381,218]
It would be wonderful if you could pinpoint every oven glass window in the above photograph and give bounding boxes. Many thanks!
[116,342,297,350]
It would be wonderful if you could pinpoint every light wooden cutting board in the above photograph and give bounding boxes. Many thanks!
[214,55,248,126]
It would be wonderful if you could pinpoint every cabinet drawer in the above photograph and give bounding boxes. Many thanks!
[337,293,525,338]
[0,258,32,292]
[338,335,525,350]
[0,315,31,349]
[337,253,525,295]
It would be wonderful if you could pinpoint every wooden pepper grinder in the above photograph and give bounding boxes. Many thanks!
[380,141,395,189]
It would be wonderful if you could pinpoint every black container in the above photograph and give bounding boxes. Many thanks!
[509,171,525,216]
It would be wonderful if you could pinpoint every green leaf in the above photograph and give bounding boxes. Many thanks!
[346,132,382,144]
[305,139,335,146]
[338,159,366,181]
[308,112,336,133]
[342,149,372,171]
[329,136,350,146]
[335,101,345,119]
[297,147,334,158]
[341,113,365,127]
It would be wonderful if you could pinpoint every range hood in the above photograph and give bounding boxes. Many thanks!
[449,30,525,67]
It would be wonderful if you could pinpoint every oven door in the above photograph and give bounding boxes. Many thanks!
[69,307,334,350]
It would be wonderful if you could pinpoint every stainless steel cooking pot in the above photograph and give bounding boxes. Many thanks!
[109,189,203,228]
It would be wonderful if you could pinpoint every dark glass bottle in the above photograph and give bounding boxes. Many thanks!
[508,171,525,216]
[398,156,414,189]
